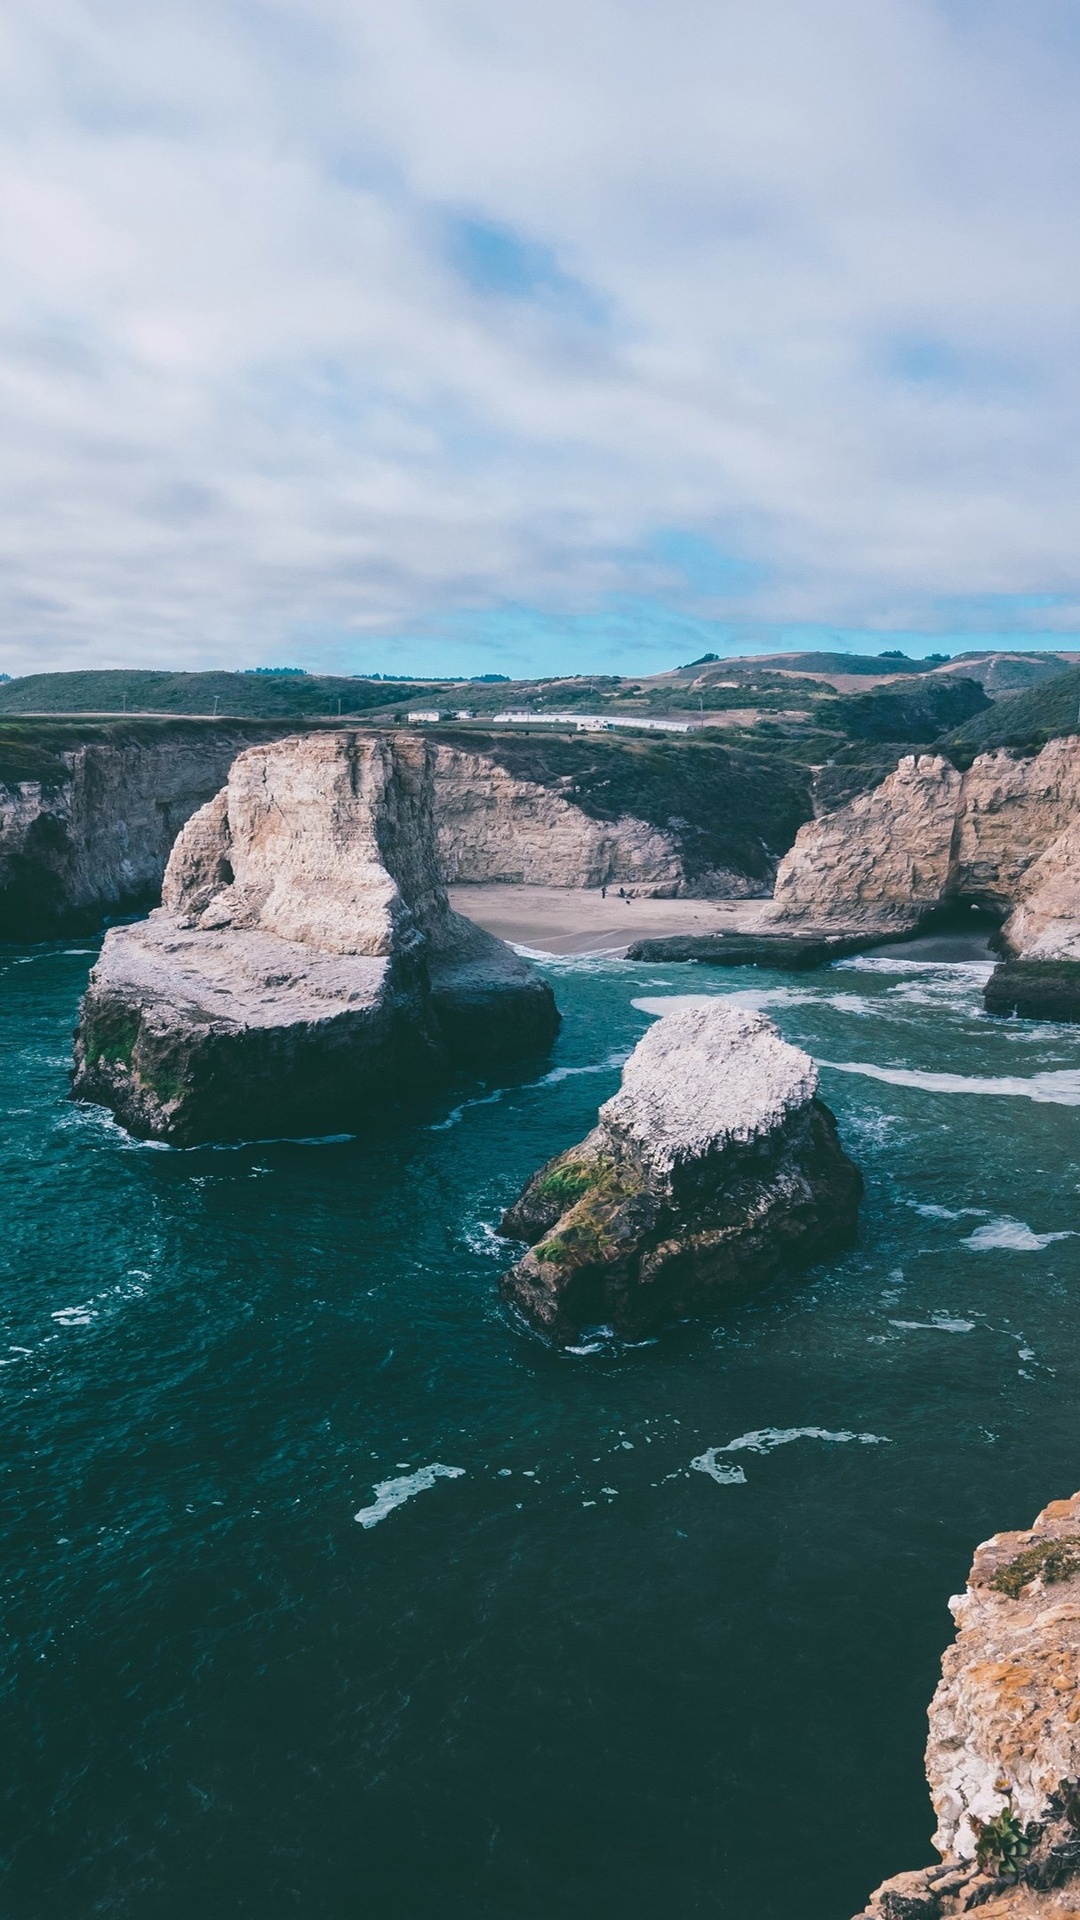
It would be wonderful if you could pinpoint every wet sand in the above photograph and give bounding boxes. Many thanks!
[448,884,771,956]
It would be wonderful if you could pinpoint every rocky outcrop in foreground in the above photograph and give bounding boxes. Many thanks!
[499,1003,861,1342]
[72,733,559,1144]
[854,1491,1080,1919]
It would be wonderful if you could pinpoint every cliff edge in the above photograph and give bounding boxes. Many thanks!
[854,1491,1080,1919]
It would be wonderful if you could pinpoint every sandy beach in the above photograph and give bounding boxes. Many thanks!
[448,883,772,956]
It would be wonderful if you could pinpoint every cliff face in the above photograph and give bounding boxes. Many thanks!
[0,725,800,938]
[0,730,288,937]
[72,733,559,1145]
[770,739,1080,940]
[855,1492,1080,1919]
[431,744,687,893]
[499,1003,861,1343]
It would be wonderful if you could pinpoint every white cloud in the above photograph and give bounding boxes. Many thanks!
[1,0,1080,674]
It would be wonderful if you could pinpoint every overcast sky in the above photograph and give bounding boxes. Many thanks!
[3,1,1080,678]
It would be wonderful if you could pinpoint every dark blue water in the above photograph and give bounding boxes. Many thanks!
[2,938,1080,1919]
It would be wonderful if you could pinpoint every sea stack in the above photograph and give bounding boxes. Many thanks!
[854,1491,1080,1919]
[499,1002,861,1343]
[72,732,559,1144]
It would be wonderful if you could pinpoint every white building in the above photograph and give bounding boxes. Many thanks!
[406,709,444,724]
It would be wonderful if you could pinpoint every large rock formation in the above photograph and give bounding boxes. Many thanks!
[770,753,964,933]
[854,1492,1080,1919]
[746,739,1080,1018]
[499,1003,861,1343]
[72,732,559,1145]
[0,726,293,937]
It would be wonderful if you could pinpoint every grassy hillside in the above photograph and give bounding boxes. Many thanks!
[0,670,429,718]
[943,667,1080,764]
[0,716,315,790]
[816,676,990,743]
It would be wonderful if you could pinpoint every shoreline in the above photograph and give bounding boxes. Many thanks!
[447,883,772,956]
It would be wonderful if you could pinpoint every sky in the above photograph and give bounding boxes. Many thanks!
[3,0,1080,680]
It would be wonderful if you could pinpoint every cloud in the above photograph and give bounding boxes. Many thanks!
[1,0,1080,675]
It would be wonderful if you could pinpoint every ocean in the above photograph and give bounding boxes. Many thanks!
[2,935,1078,1918]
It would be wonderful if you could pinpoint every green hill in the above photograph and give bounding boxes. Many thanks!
[943,666,1080,764]
[0,670,431,718]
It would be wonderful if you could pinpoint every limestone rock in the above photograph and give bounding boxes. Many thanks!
[853,1492,1080,1920]
[499,1003,861,1342]
[72,732,559,1144]
[431,744,687,894]
[769,754,962,933]
[0,727,285,937]
[767,738,1080,968]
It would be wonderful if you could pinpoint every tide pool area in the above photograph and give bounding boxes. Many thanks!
[2,937,1079,1919]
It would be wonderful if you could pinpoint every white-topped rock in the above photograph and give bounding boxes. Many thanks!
[596,1004,819,1179]
[500,1002,860,1342]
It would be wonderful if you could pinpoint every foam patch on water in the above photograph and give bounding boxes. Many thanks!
[907,1202,988,1220]
[711,1425,890,1455]
[820,1060,1080,1105]
[837,957,994,979]
[889,1317,977,1333]
[691,1454,748,1485]
[961,1218,1078,1252]
[690,1427,890,1484]
[354,1463,465,1529]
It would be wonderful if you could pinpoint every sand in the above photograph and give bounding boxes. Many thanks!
[447,884,771,956]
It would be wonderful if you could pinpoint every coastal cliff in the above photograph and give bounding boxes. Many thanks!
[431,743,686,893]
[72,732,559,1144]
[0,721,813,937]
[499,1002,860,1342]
[0,725,290,937]
[769,738,1080,941]
[855,1491,1080,1919]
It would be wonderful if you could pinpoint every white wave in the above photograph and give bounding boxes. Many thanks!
[837,957,994,978]
[461,1219,507,1258]
[533,1049,630,1087]
[889,1317,976,1333]
[354,1463,465,1529]
[820,1060,1080,1105]
[690,1454,747,1485]
[962,1218,1077,1252]
[429,1088,506,1132]
[706,1425,891,1456]
[907,1202,988,1220]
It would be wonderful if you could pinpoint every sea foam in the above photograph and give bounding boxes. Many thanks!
[354,1463,465,1529]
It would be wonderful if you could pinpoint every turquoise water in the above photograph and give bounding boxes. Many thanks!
[2,937,1080,1919]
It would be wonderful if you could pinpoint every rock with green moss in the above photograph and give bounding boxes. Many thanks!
[499,1003,861,1342]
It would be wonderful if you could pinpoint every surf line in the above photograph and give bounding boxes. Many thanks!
[818,1060,1080,1106]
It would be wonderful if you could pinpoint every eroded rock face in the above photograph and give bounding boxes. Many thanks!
[431,745,687,894]
[0,730,282,937]
[770,754,963,933]
[72,732,559,1144]
[499,1003,861,1342]
[767,738,1080,965]
[853,1492,1080,1920]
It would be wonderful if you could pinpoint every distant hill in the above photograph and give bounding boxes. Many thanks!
[943,666,1080,763]
[0,670,430,718]
[817,677,990,744]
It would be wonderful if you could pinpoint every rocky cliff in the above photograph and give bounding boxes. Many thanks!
[72,733,559,1144]
[0,721,813,938]
[499,1002,861,1343]
[854,1491,1080,1919]
[769,738,1080,940]
[431,743,686,892]
[0,726,289,937]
